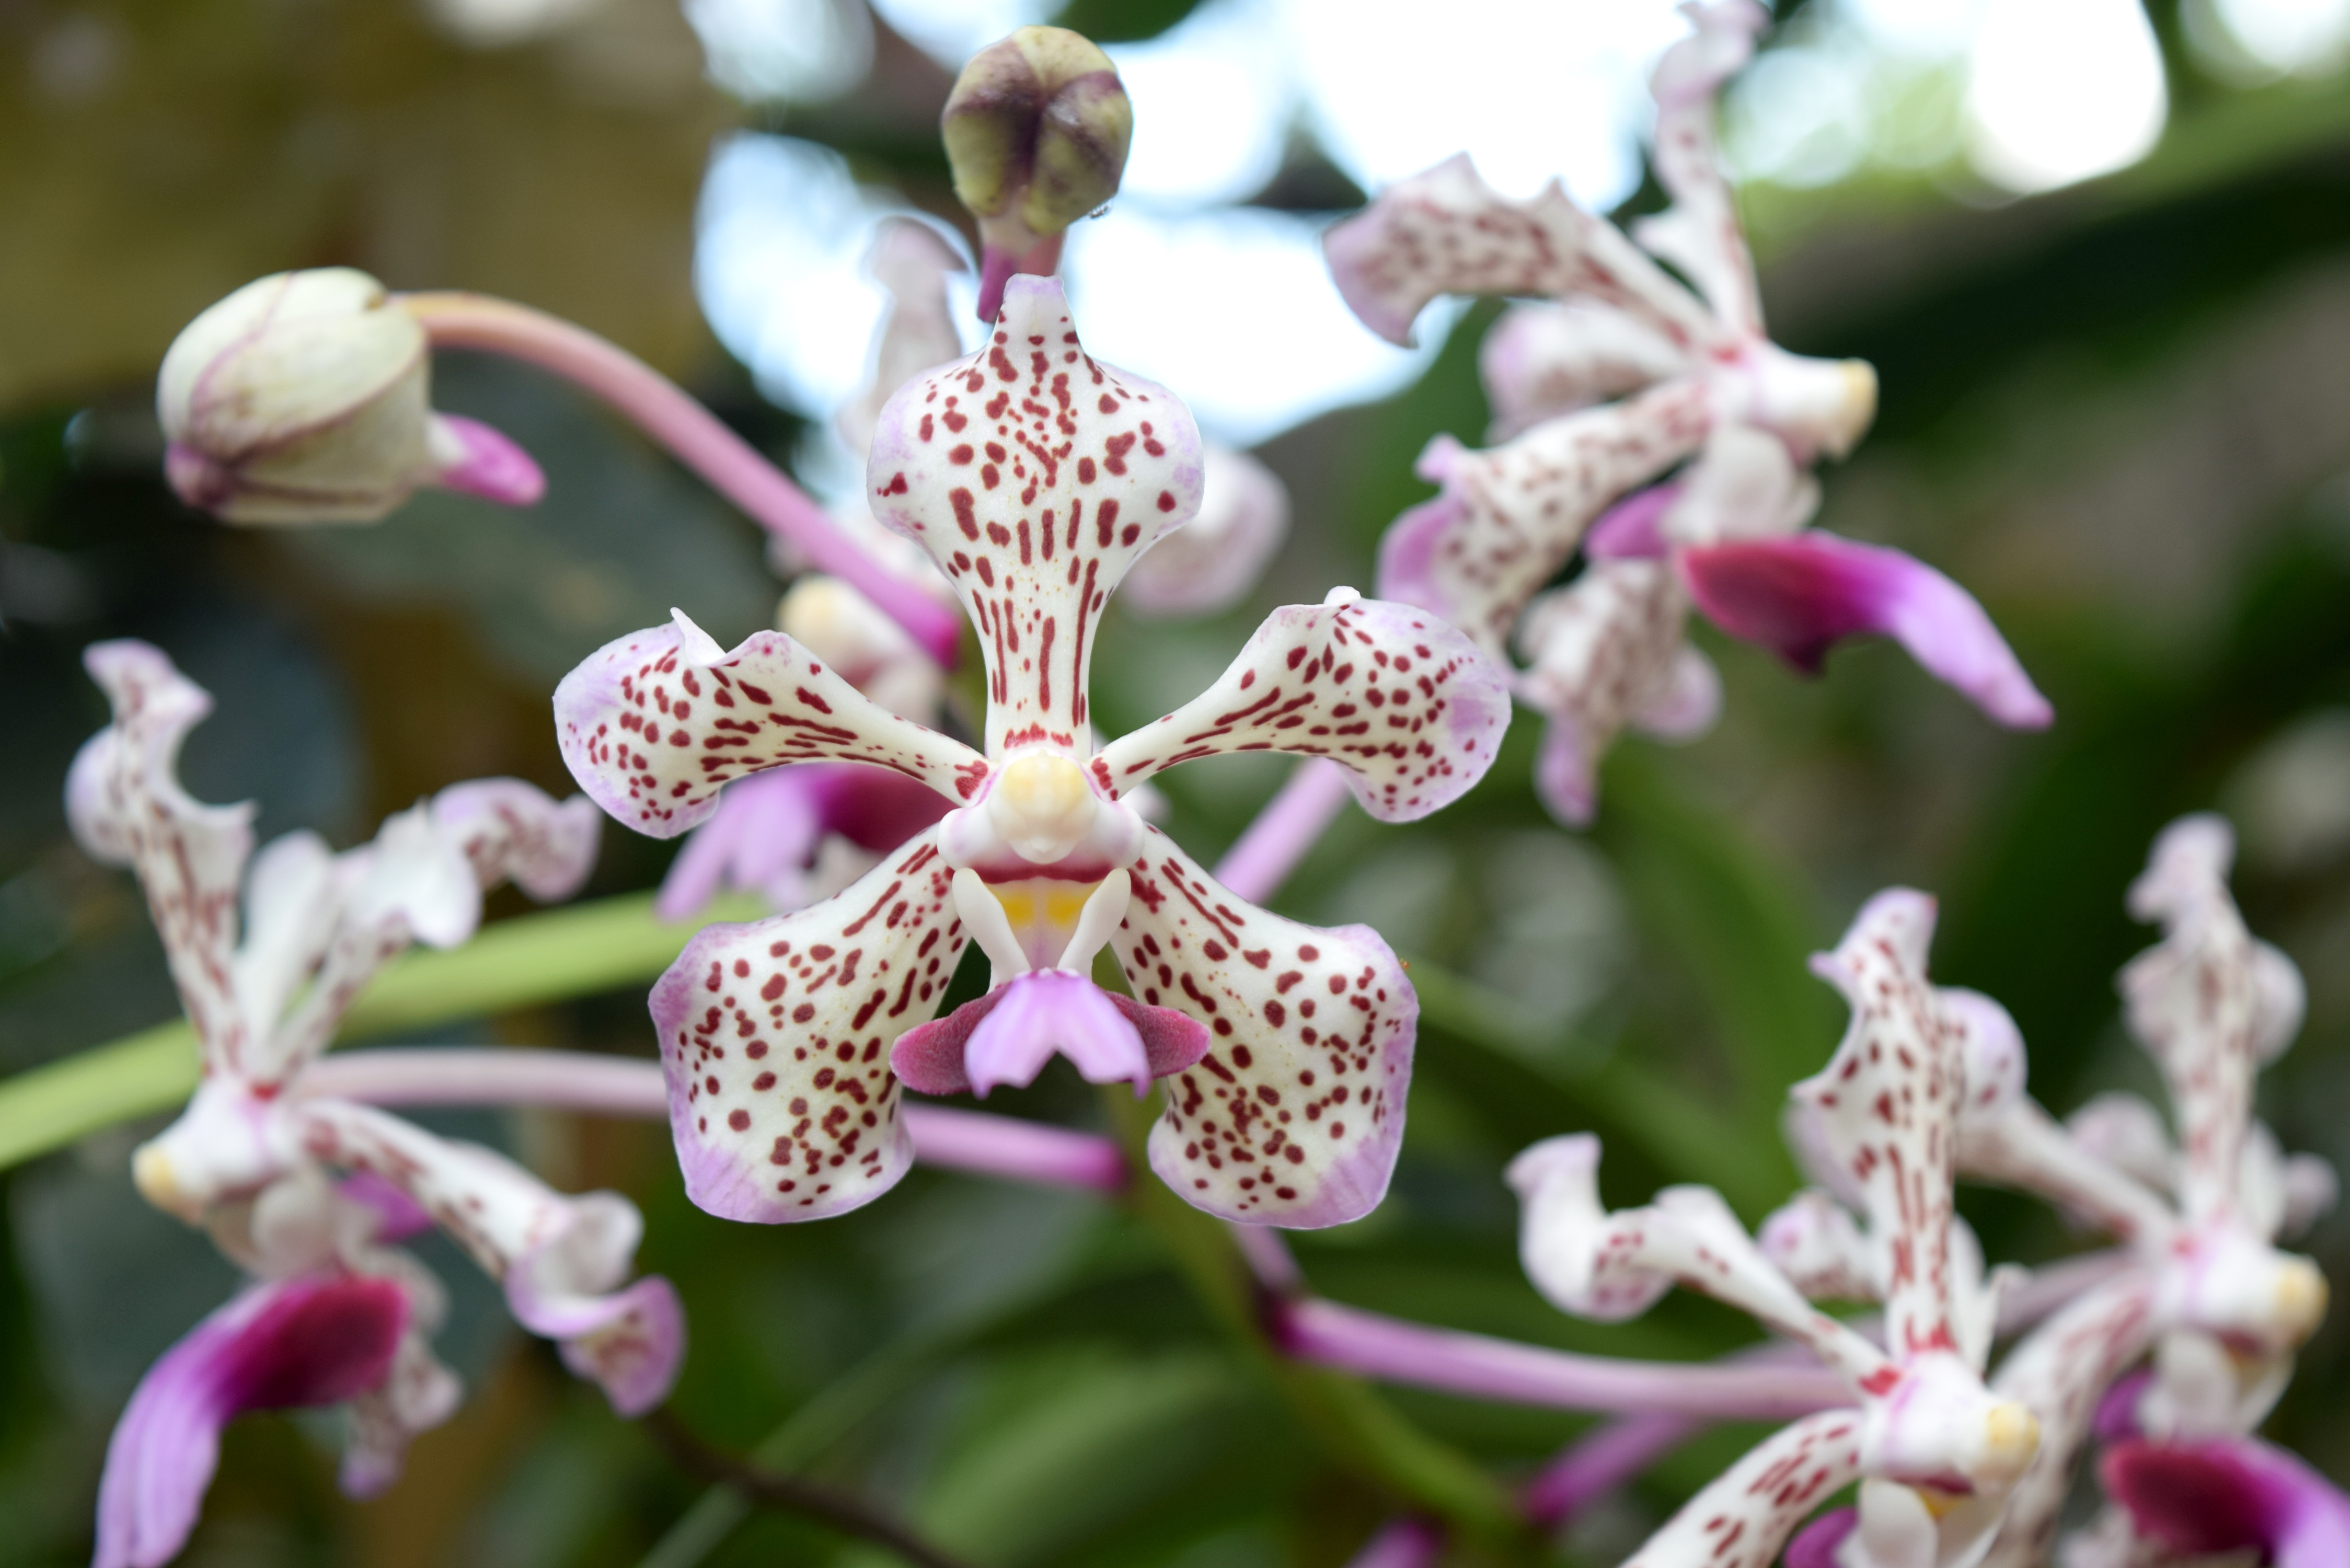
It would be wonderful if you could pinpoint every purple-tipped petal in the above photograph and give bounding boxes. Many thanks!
[2092,1368,2153,1444]
[891,971,1207,1098]
[1678,531,2054,729]
[96,1275,409,1568]
[2103,1436,2350,1568]
[337,1172,434,1242]
[1115,827,1416,1229]
[428,413,544,507]
[1781,1506,1857,1568]
[1094,590,1510,823]
[508,1266,684,1419]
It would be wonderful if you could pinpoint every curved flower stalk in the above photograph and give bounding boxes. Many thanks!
[1510,891,2043,1567]
[1944,815,2340,1568]
[159,270,961,663]
[557,276,1510,1229]
[67,640,682,1565]
[1322,0,2050,825]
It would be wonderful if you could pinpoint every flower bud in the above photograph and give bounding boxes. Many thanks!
[158,268,542,525]
[941,26,1132,321]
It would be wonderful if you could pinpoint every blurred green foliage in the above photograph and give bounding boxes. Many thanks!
[5,1,2350,1565]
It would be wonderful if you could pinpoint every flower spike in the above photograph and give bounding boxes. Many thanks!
[1330,1,2045,825]
[70,642,678,1558]
[1512,888,2045,1568]
[573,282,1506,1228]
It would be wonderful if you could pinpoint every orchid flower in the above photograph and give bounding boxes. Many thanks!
[1322,0,2050,825]
[555,276,1510,1228]
[1939,815,2340,1568]
[67,640,683,1567]
[1510,891,2043,1567]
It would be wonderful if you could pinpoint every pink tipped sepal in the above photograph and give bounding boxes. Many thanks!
[2102,1436,2350,1568]
[890,971,1209,1098]
[95,1274,409,1568]
[1677,530,2053,729]
[428,413,545,508]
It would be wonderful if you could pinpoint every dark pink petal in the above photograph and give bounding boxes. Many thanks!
[1781,1506,1856,1568]
[428,413,544,507]
[2103,1436,2350,1567]
[1678,531,2053,729]
[96,1275,408,1568]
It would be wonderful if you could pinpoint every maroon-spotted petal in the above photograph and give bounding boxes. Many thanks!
[648,829,966,1224]
[1112,827,1415,1229]
[1093,592,1510,823]
[1678,531,2053,730]
[2102,1435,2350,1567]
[96,1274,408,1568]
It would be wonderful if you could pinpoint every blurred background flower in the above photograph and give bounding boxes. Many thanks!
[7,0,2350,1562]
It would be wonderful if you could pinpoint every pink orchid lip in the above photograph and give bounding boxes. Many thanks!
[890,970,1209,1098]
[2102,1436,2350,1567]
[1677,529,2054,729]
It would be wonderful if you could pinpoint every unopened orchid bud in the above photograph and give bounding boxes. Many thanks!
[942,26,1131,321]
[158,268,542,526]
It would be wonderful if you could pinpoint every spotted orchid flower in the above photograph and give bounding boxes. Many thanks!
[67,640,683,1564]
[1323,0,2049,825]
[556,276,1510,1229]
[1510,891,2043,1568]
[1926,815,2339,1568]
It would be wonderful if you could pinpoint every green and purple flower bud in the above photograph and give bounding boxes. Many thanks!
[158,268,541,525]
[941,26,1132,322]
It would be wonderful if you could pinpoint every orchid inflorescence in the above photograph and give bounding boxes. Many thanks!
[34,5,2341,1566]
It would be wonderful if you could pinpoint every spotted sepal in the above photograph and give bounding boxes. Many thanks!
[1507,1133,1891,1393]
[2120,815,2306,1229]
[1111,827,1412,1228]
[67,640,258,1076]
[555,612,988,840]
[1323,153,1721,352]
[1633,1,1768,339]
[1792,889,1964,1363]
[1513,559,1701,827]
[287,1098,684,1414]
[1619,1410,1865,1568]
[1093,591,1509,822]
[648,829,967,1224]
[1376,382,1711,659]
[866,274,1206,756]
[1983,1273,2162,1568]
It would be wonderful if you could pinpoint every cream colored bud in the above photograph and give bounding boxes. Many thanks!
[132,1140,195,1221]
[943,27,1132,245]
[1975,1400,2041,1488]
[158,268,540,525]
[2273,1254,2330,1347]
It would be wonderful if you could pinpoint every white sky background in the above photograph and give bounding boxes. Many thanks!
[679,0,2350,471]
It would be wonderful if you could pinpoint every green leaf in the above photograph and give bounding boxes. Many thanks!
[0,890,760,1172]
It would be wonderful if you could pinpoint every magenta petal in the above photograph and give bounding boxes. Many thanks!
[890,973,1209,1100]
[2092,1367,2153,1444]
[1584,483,1677,561]
[430,414,544,507]
[96,1276,408,1568]
[1678,531,2054,729]
[2103,1436,2350,1568]
[1781,1506,1857,1568]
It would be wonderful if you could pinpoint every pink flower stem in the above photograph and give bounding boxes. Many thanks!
[295,1050,1126,1190]
[1213,758,1354,904]
[1344,1517,1445,1568]
[1522,1411,1698,1531]
[1269,1296,1848,1420]
[395,291,963,666]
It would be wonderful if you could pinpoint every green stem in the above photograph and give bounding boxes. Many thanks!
[1095,1089,1531,1555]
[0,890,759,1171]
